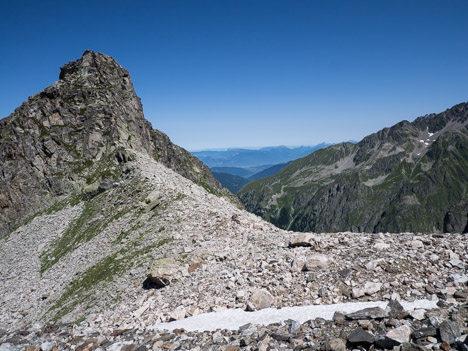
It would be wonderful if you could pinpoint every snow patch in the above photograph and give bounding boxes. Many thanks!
[151,300,438,332]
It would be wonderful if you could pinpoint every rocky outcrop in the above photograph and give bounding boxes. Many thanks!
[238,102,468,233]
[0,50,228,237]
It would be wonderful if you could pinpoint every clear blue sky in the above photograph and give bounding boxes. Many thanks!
[1,1,467,150]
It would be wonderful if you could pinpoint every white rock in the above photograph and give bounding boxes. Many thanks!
[289,233,317,247]
[291,256,306,272]
[386,325,411,344]
[373,242,390,251]
[169,306,186,321]
[304,254,332,270]
[364,281,382,295]
[352,288,365,298]
[247,289,275,311]
[409,309,426,320]
[410,240,424,249]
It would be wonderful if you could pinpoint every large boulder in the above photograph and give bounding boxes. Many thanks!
[147,257,179,288]
[289,233,318,248]
[246,289,275,311]
[303,254,332,270]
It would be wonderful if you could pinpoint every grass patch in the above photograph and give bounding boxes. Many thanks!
[47,236,174,322]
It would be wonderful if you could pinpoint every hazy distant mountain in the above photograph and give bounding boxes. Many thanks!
[239,102,468,233]
[212,172,250,193]
[192,144,331,168]
[247,162,291,181]
[210,166,273,178]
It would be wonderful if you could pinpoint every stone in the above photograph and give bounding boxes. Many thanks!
[408,309,426,320]
[386,299,405,317]
[363,281,382,295]
[352,288,365,298]
[401,343,421,351]
[147,258,179,287]
[440,341,451,351]
[346,307,387,320]
[168,306,186,321]
[289,233,317,247]
[246,289,274,311]
[332,311,346,322]
[385,325,411,344]
[291,256,306,272]
[347,327,375,345]
[303,254,332,270]
[374,335,400,349]
[412,327,437,339]
[271,332,290,341]
[144,191,161,211]
[188,261,203,273]
[439,320,461,344]
[374,242,390,251]
[410,240,424,249]
[327,338,347,351]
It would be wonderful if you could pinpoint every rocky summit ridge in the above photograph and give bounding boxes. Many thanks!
[239,102,468,234]
[0,52,467,350]
[0,50,234,237]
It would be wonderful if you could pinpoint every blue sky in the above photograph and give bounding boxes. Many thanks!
[1,1,467,150]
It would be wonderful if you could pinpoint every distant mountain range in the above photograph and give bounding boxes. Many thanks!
[193,145,330,192]
[238,102,468,233]
[192,144,331,168]
[211,162,293,193]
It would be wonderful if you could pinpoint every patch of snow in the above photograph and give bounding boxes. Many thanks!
[428,132,434,136]
[419,140,424,143]
[150,300,438,332]
[424,143,429,146]
[417,153,421,156]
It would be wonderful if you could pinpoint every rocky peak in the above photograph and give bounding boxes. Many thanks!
[0,51,228,237]
[59,50,125,82]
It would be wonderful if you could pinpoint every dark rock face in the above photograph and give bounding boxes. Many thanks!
[239,102,468,233]
[0,50,226,237]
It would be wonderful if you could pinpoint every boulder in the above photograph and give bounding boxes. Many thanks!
[363,281,382,295]
[289,233,317,248]
[352,282,382,298]
[346,307,387,320]
[412,327,437,339]
[144,190,161,211]
[386,299,405,317]
[408,309,426,320]
[147,258,179,287]
[410,240,424,249]
[386,325,411,344]
[169,306,186,321]
[327,338,347,351]
[246,289,274,311]
[347,327,375,345]
[303,254,332,270]
[439,320,461,345]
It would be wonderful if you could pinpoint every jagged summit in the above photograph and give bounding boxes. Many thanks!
[59,50,124,82]
[0,51,229,236]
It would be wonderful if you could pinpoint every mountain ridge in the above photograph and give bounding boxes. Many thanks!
[238,102,468,233]
[0,50,235,237]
